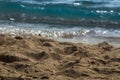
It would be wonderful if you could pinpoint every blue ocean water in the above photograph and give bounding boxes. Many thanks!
[0,0,120,45]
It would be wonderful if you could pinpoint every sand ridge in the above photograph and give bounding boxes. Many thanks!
[0,35,120,80]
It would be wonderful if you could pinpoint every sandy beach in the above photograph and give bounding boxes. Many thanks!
[0,34,120,80]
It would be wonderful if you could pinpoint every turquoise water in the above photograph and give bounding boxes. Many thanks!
[0,0,120,45]
[0,0,120,27]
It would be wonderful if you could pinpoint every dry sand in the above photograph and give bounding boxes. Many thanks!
[0,34,120,80]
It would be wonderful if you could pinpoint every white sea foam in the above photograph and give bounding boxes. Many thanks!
[2,0,120,8]
[0,22,120,46]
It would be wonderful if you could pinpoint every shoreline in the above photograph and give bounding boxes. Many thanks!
[0,34,120,80]
[0,21,120,47]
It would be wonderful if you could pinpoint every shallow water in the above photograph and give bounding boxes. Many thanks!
[0,21,120,46]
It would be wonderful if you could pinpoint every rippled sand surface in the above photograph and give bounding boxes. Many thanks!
[0,35,120,80]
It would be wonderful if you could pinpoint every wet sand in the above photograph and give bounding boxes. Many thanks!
[0,34,120,80]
